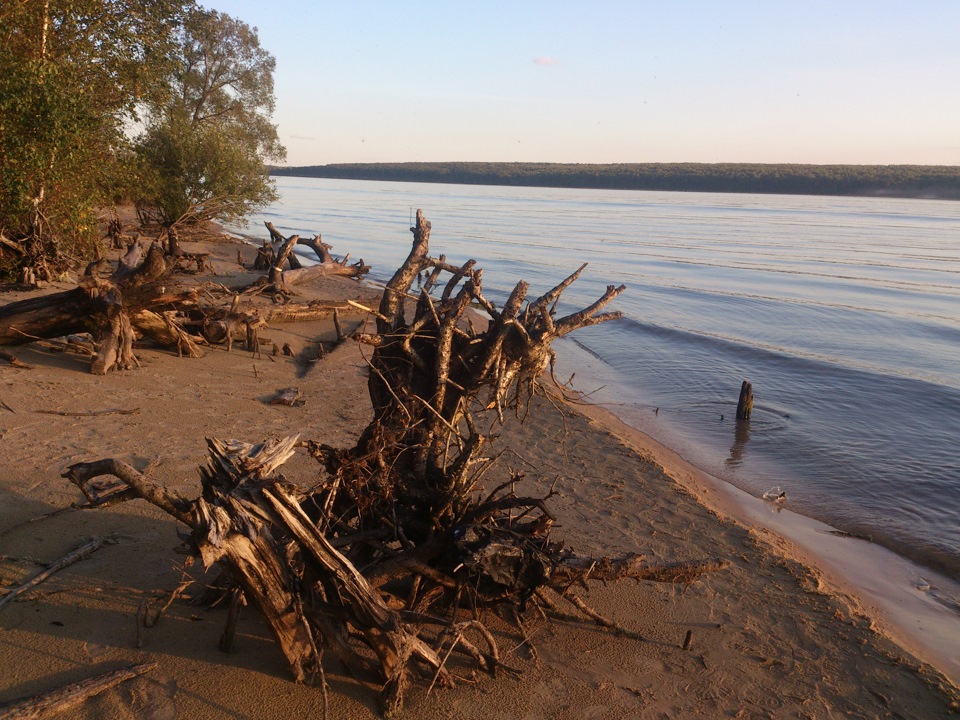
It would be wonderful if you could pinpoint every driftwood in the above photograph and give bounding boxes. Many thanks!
[201,295,265,352]
[0,537,104,611]
[253,242,274,271]
[265,222,333,263]
[261,222,370,290]
[0,218,369,372]
[0,350,31,369]
[63,211,727,714]
[279,260,370,286]
[270,387,304,406]
[0,243,205,372]
[0,662,157,720]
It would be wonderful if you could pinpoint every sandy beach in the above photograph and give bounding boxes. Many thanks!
[1,231,958,719]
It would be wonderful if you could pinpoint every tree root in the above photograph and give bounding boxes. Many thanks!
[60,210,727,713]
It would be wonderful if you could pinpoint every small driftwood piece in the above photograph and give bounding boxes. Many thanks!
[35,408,139,417]
[0,350,31,369]
[270,387,304,407]
[0,662,157,720]
[0,537,105,610]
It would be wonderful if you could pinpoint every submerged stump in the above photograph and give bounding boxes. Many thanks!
[736,379,754,421]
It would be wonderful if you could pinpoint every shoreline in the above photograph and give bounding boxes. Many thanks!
[1,230,957,717]
[272,215,960,685]
[569,395,960,686]
[235,216,960,686]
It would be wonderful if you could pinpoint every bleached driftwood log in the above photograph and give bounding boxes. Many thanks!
[262,222,370,291]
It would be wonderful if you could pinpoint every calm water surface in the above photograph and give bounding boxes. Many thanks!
[237,177,960,580]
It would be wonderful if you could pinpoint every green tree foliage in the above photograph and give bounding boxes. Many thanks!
[0,0,185,276]
[134,8,285,227]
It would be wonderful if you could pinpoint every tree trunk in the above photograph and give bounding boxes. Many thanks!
[0,289,97,345]
[280,260,371,285]
[0,242,202,371]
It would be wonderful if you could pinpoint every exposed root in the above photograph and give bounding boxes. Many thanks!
[61,210,726,712]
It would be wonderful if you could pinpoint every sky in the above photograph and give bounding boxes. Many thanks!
[205,1,960,167]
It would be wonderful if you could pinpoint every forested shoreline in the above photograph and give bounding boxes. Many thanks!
[271,162,960,199]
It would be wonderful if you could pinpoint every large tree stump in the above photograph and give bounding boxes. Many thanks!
[63,210,727,713]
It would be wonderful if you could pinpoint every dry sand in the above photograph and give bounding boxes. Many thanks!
[1,233,958,719]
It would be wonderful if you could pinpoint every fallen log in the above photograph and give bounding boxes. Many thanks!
[262,222,369,285]
[0,243,203,372]
[0,289,98,347]
[279,259,370,286]
[129,309,205,358]
[0,662,157,720]
[265,222,333,264]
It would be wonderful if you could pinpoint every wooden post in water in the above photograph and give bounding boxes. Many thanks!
[736,380,753,421]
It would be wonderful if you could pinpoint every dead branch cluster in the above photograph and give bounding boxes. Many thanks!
[58,210,726,715]
[0,218,369,373]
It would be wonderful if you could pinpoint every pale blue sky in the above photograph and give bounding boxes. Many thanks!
[206,1,959,166]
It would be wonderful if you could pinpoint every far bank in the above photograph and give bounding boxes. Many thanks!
[270,161,960,200]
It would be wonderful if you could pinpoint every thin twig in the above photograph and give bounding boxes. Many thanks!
[0,507,76,540]
[144,573,194,628]
[426,631,462,697]
[347,299,391,322]
[35,408,140,417]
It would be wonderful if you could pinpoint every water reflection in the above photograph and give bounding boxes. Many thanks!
[726,419,751,468]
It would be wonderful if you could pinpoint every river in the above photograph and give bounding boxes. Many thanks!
[234,175,960,582]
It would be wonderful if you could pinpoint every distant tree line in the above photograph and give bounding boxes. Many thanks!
[271,162,960,200]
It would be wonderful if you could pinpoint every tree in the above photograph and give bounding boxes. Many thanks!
[0,0,187,279]
[134,8,285,228]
